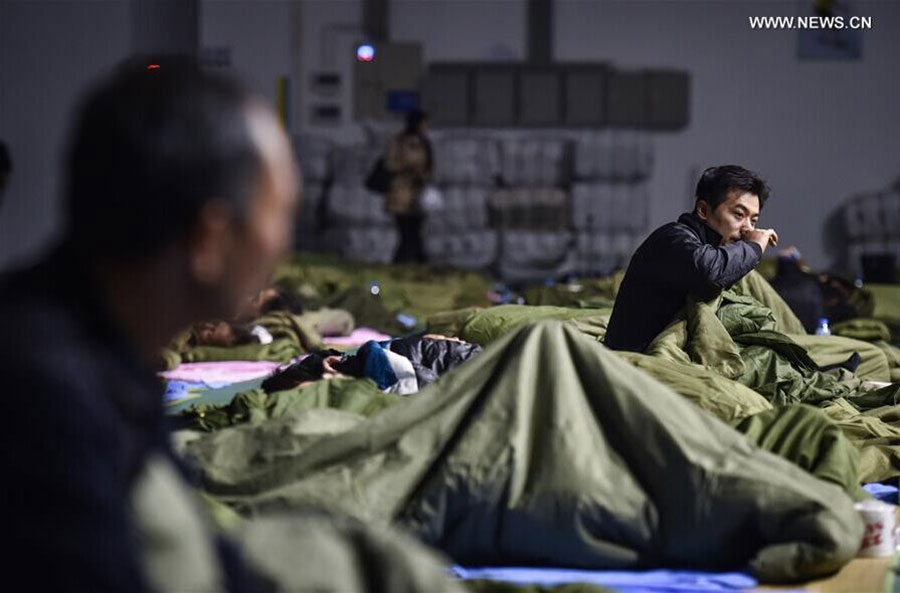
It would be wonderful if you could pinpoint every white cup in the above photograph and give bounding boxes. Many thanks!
[855,499,898,557]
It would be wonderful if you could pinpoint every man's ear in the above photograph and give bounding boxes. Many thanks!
[187,200,234,285]
[695,200,710,221]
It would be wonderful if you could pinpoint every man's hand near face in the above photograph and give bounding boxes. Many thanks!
[741,228,779,253]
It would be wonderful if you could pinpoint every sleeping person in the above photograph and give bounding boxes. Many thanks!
[164,306,356,368]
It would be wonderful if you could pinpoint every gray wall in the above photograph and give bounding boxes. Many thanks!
[0,1,130,269]
[554,0,900,270]
[133,0,198,54]
[0,0,200,270]
[201,0,293,109]
[391,0,526,62]
[2,0,898,271]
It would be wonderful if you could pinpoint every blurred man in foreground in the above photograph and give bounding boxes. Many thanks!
[0,57,457,592]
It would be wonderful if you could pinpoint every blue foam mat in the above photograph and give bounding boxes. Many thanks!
[451,566,762,592]
[864,482,899,504]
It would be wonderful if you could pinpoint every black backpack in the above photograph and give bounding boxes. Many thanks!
[364,157,391,194]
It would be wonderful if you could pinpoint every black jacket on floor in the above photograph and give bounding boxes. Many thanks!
[605,212,763,353]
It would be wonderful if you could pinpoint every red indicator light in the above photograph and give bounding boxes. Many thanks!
[147,64,161,70]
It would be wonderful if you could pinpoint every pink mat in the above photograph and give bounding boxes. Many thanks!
[160,327,391,384]
[160,360,281,384]
[323,327,392,347]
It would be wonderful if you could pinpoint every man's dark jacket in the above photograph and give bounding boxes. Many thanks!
[604,212,763,352]
[0,249,259,592]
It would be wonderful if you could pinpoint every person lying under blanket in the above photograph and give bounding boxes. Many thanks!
[190,320,274,348]
[236,285,306,320]
[161,307,355,368]
[178,333,483,430]
[769,247,879,333]
[261,332,482,394]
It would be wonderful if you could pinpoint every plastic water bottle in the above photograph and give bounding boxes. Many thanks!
[815,317,832,336]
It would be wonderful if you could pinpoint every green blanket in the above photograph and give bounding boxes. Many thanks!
[133,451,464,592]
[162,309,352,368]
[423,275,889,487]
[863,283,899,321]
[643,277,900,482]
[182,377,399,431]
[274,252,494,333]
[730,270,807,335]
[427,304,611,345]
[830,318,900,382]
[705,271,899,381]
[523,273,623,309]
[180,322,862,583]
[432,272,898,486]
[790,333,891,382]
[616,352,773,422]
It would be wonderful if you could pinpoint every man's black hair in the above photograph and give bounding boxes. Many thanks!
[695,165,770,211]
[259,288,305,315]
[66,55,262,261]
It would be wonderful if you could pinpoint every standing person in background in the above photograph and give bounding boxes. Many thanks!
[385,108,432,264]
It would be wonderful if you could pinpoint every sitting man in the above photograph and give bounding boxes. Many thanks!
[605,165,779,352]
